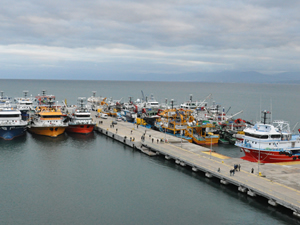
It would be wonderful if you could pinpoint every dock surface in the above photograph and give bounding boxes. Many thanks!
[92,112,300,216]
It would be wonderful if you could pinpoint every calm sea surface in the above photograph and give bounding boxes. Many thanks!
[1,79,300,224]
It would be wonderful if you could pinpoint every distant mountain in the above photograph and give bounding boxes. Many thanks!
[138,71,300,83]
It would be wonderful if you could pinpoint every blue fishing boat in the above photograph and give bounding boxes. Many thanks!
[0,102,28,140]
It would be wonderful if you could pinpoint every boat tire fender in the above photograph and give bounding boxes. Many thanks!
[293,156,297,160]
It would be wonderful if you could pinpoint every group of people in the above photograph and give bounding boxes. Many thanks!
[230,164,241,176]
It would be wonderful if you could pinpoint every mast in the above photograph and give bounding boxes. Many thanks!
[261,110,271,124]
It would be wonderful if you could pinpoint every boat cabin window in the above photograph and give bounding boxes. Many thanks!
[42,115,61,119]
[0,114,19,118]
[76,115,90,118]
[244,132,268,139]
[270,134,281,139]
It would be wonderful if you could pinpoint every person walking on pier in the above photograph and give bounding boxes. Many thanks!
[251,168,254,173]
[238,164,241,171]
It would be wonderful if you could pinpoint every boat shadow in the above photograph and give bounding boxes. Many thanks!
[28,131,68,144]
[0,133,28,151]
[66,131,96,141]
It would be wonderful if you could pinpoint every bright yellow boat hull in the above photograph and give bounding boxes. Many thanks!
[28,127,66,137]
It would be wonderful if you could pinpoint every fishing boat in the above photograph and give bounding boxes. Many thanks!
[66,98,96,134]
[35,90,56,106]
[155,108,193,142]
[186,121,220,145]
[0,101,28,140]
[14,90,35,120]
[180,94,207,110]
[28,98,67,137]
[235,111,300,163]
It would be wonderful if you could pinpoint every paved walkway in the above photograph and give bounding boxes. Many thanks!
[92,113,300,212]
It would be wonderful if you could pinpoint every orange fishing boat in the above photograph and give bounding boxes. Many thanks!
[28,104,67,137]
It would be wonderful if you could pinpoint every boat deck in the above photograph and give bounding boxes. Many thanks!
[91,111,300,216]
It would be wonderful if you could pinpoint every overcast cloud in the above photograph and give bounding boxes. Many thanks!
[1,0,300,80]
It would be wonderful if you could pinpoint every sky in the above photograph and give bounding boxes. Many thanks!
[1,0,300,80]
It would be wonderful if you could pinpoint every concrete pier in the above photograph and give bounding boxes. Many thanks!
[92,114,300,216]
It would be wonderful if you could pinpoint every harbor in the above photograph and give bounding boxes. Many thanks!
[93,112,300,217]
[1,80,300,224]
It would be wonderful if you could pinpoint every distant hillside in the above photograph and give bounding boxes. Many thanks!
[140,71,300,83]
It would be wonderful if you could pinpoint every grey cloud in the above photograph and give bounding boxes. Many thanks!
[0,0,300,78]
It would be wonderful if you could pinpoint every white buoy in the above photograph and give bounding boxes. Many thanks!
[165,155,170,160]
[175,160,180,164]
[205,172,212,178]
[220,180,228,185]
[268,199,277,207]
[192,167,198,172]
[238,186,247,193]
[180,162,186,166]
[247,190,256,197]
[293,211,300,217]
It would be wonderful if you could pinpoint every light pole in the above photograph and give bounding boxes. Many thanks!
[258,142,260,176]
[210,135,212,159]
[180,114,183,148]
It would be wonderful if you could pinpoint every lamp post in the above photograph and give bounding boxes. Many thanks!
[210,135,212,159]
[180,115,183,148]
[258,142,260,176]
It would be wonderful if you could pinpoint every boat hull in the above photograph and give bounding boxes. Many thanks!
[0,126,27,140]
[192,136,219,145]
[241,147,300,163]
[66,124,95,134]
[28,126,66,137]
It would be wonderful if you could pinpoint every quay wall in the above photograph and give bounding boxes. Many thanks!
[93,115,300,218]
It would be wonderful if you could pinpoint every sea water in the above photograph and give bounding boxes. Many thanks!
[0,79,299,224]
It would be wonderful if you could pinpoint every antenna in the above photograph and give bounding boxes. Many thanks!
[270,98,272,123]
[261,110,271,124]
[23,90,28,98]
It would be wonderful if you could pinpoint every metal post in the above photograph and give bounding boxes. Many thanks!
[181,118,182,148]
[210,135,212,159]
[164,121,166,143]
[258,142,260,175]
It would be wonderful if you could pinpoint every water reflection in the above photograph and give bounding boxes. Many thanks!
[0,133,27,154]
[28,132,69,153]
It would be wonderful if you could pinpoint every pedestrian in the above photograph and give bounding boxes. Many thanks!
[157,139,159,144]
[232,169,235,176]
[131,130,132,134]
[229,169,232,176]
[251,168,254,173]
[238,164,241,171]
[218,168,220,172]
[152,138,154,143]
